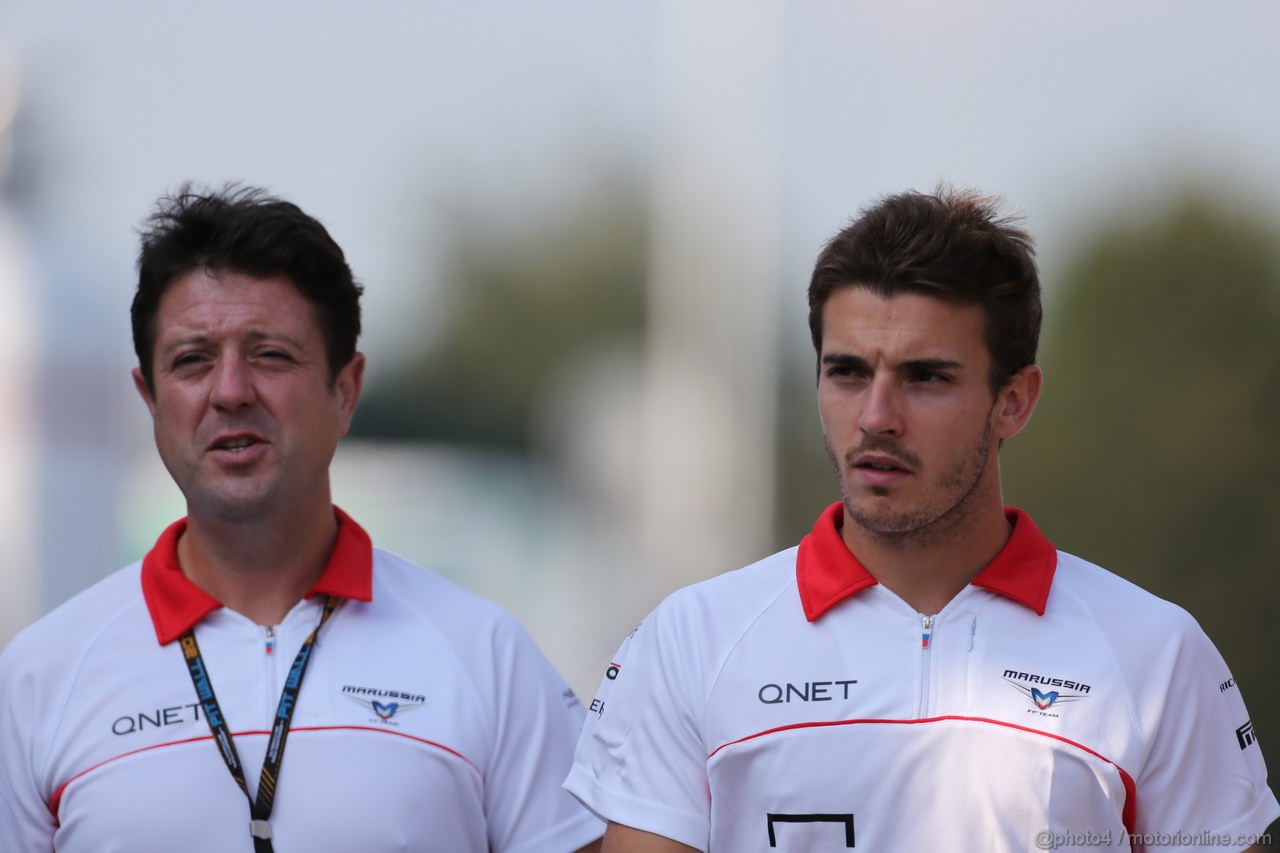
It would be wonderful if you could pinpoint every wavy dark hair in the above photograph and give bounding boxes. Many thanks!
[808,187,1041,390]
[132,183,362,391]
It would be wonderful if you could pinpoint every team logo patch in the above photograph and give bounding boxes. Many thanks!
[342,685,426,724]
[1004,676,1088,713]
[346,694,425,722]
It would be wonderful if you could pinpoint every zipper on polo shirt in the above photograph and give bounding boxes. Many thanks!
[919,614,933,716]
[263,624,280,738]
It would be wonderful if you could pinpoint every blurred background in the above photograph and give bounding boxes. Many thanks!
[2,0,1278,806]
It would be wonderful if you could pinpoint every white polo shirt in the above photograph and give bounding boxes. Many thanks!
[0,508,602,853]
[566,504,1279,852]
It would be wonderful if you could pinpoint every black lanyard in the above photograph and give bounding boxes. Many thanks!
[179,595,340,852]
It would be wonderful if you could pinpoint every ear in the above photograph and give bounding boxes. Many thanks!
[992,364,1042,440]
[334,352,366,436]
[132,367,157,417]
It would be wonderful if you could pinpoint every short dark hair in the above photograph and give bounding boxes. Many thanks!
[807,187,1041,390]
[132,183,363,391]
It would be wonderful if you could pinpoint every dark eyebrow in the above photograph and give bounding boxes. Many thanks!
[159,330,306,353]
[902,358,963,373]
[821,355,964,373]
[158,333,214,354]
[821,354,871,371]
[245,331,307,350]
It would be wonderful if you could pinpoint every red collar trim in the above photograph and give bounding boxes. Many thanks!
[141,506,374,646]
[797,502,1057,621]
[968,508,1058,616]
[796,503,879,622]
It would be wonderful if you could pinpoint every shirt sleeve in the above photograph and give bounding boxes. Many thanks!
[0,641,58,853]
[482,614,604,853]
[1133,611,1280,849]
[564,597,712,852]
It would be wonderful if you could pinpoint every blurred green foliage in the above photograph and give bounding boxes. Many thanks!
[354,175,648,448]
[1004,194,1280,788]
[773,352,834,544]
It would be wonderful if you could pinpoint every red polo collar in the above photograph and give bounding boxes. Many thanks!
[797,502,1058,622]
[141,506,374,645]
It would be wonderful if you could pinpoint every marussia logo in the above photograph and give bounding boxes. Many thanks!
[342,685,426,724]
[346,695,426,722]
[1004,677,1088,711]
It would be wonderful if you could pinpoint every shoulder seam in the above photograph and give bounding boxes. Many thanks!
[701,552,800,735]
[38,567,150,797]
[1050,557,1148,743]
[366,550,500,762]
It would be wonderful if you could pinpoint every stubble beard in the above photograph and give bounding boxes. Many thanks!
[825,405,997,548]
[184,468,283,523]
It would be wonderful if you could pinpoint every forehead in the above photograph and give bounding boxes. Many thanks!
[820,287,987,359]
[154,269,319,342]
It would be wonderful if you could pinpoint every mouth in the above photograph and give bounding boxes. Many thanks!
[209,433,266,454]
[852,454,911,474]
[849,452,913,488]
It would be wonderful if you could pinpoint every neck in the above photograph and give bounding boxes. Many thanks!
[177,502,339,626]
[842,481,1011,617]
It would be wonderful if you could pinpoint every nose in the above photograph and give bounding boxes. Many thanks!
[209,355,257,412]
[857,374,903,437]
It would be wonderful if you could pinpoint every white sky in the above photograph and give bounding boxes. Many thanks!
[3,1,1278,370]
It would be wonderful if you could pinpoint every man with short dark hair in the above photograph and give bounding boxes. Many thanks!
[565,189,1278,852]
[0,185,603,853]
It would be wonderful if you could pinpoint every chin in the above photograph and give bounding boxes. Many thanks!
[194,486,279,520]
[844,495,939,537]
[850,512,928,537]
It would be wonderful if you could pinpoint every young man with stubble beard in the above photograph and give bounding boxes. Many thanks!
[564,188,1278,852]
